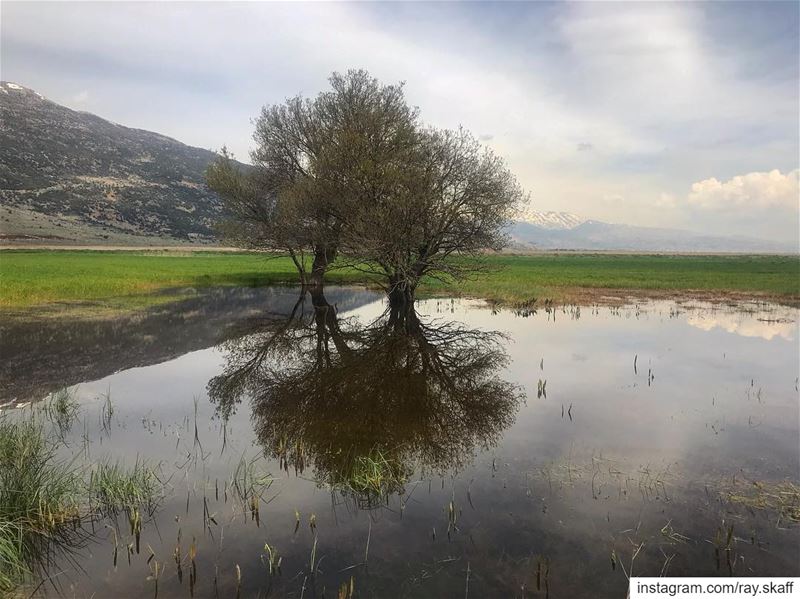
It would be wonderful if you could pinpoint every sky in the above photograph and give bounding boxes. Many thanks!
[2,1,798,243]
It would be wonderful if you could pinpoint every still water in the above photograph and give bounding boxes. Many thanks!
[2,287,798,598]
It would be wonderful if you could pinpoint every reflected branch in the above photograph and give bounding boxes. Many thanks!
[208,290,522,508]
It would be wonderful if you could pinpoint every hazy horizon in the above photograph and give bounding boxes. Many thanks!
[2,1,798,244]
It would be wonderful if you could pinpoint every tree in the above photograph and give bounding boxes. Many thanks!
[208,70,527,299]
[342,126,527,310]
[207,70,419,288]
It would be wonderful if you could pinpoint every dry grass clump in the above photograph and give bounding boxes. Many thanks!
[720,478,800,524]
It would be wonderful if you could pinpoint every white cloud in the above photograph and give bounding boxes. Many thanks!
[686,312,796,341]
[687,169,799,211]
[655,193,678,209]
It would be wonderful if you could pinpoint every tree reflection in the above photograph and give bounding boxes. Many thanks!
[208,291,522,508]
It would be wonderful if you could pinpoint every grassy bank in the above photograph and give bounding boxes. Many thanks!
[0,250,356,310]
[447,253,800,305]
[0,401,159,593]
[1,249,798,311]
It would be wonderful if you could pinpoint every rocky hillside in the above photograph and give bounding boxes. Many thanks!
[0,81,230,242]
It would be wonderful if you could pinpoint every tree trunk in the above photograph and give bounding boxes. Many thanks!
[387,275,418,332]
[308,245,337,289]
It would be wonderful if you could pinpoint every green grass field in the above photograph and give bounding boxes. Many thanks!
[442,253,800,305]
[1,250,798,311]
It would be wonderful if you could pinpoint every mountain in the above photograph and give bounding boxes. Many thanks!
[516,208,585,230]
[0,81,232,243]
[510,215,796,254]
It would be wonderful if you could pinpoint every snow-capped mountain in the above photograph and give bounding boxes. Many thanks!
[511,207,795,253]
[517,208,585,230]
[510,219,796,253]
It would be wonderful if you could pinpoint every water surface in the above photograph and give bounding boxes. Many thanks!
[3,288,798,598]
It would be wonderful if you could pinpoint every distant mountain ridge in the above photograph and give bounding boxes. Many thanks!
[0,81,234,242]
[510,215,796,253]
[0,84,794,252]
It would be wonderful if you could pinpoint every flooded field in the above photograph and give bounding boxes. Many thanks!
[2,287,798,598]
